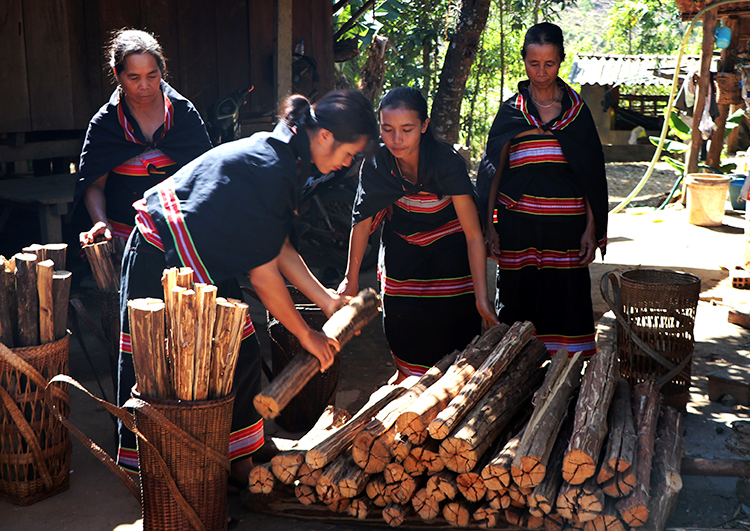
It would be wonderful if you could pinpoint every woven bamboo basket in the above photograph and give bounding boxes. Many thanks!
[134,389,233,531]
[716,72,742,105]
[602,269,701,411]
[267,305,339,433]
[0,334,71,505]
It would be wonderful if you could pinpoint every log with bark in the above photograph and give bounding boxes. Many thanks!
[583,500,627,531]
[597,379,636,485]
[0,257,12,347]
[248,463,277,494]
[43,243,67,270]
[642,406,684,531]
[440,339,547,474]
[254,288,381,419]
[512,348,583,488]
[600,464,636,498]
[473,504,500,528]
[428,320,535,439]
[486,488,509,511]
[395,324,511,444]
[36,259,55,344]
[326,497,350,513]
[352,350,457,473]
[482,425,524,492]
[296,462,322,487]
[562,345,619,485]
[391,432,412,463]
[52,270,72,340]
[82,239,119,291]
[616,380,661,526]
[14,253,39,347]
[382,502,409,527]
[295,484,317,505]
[505,506,544,528]
[347,496,373,519]
[425,469,457,502]
[442,500,472,527]
[411,487,440,521]
[508,483,533,508]
[316,452,355,504]
[127,298,170,398]
[383,461,421,504]
[365,474,392,507]
[556,477,605,522]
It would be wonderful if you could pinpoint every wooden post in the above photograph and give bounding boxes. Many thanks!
[36,259,55,344]
[52,270,72,340]
[15,253,39,347]
[253,288,381,418]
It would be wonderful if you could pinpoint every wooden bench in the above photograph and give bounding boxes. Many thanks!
[0,174,77,244]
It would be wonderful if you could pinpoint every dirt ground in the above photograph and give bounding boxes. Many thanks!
[2,171,750,529]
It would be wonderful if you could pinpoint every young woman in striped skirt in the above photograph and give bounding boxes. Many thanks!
[339,87,499,382]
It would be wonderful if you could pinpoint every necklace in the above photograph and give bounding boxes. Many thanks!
[530,88,561,109]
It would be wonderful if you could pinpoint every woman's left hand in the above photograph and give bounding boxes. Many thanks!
[578,226,597,266]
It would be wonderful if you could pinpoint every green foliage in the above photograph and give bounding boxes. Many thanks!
[603,0,685,54]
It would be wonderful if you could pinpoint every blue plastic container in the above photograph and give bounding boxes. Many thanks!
[729,175,746,211]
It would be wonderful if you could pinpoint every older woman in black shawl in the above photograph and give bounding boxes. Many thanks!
[476,23,608,358]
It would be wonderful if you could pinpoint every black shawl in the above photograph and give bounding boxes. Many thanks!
[352,144,475,224]
[476,78,608,254]
[75,80,212,211]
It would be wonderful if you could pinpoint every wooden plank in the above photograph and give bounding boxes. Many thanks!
[307,0,335,96]
[22,0,75,131]
[65,0,98,129]
[275,0,293,107]
[215,1,250,97]
[0,139,83,163]
[97,0,142,104]
[177,0,217,118]
[248,0,275,114]
[0,0,31,132]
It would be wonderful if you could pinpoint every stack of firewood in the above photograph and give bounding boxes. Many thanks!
[127,267,248,400]
[0,243,71,347]
[247,322,685,531]
[82,237,123,291]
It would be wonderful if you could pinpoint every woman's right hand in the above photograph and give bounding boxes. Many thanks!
[300,328,340,372]
[484,228,501,261]
[79,221,112,246]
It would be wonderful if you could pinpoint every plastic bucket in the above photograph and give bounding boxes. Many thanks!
[685,174,731,226]
[729,175,746,211]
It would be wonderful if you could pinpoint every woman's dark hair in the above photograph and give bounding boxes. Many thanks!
[378,86,463,191]
[281,90,378,145]
[521,22,565,62]
[108,29,167,79]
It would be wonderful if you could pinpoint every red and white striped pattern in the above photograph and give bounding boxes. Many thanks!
[112,148,175,176]
[509,138,567,168]
[497,193,585,216]
[498,247,586,270]
[398,219,463,247]
[394,193,452,214]
[382,275,474,298]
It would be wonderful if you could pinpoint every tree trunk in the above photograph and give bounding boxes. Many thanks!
[686,8,716,175]
[563,346,619,485]
[512,349,584,488]
[430,0,493,144]
[429,320,534,439]
[597,379,636,485]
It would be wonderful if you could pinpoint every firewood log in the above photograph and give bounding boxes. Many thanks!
[543,512,566,531]
[508,483,533,508]
[296,462,322,487]
[0,257,12,347]
[254,288,381,419]
[528,403,575,515]
[192,283,217,400]
[402,445,427,477]
[43,243,67,270]
[440,339,547,474]
[339,462,370,498]
[442,500,472,527]
[557,477,605,522]
[485,488,509,510]
[392,432,412,463]
[366,474,392,507]
[248,463,277,494]
[15,253,39,346]
[210,297,247,398]
[52,270,72,340]
[176,267,193,288]
[219,298,247,396]
[426,469,457,502]
[383,461,421,504]
[395,324,511,444]
[506,506,544,528]
[347,496,373,519]
[271,451,304,485]
[295,483,317,505]
[36,260,55,344]
[563,347,619,485]
[326,497,351,513]
[642,406,684,531]
[174,288,197,400]
[473,504,500,528]
[127,298,170,399]
[512,348,583,488]
[456,469,487,503]
[482,425,524,492]
[420,441,445,475]
[316,451,357,504]
[412,488,440,521]
[306,383,407,470]
[584,500,628,531]
[429,321,535,439]
[597,379,636,485]
[382,502,409,527]
[600,466,636,497]
[616,380,661,527]
[352,350,456,472]
[162,267,179,371]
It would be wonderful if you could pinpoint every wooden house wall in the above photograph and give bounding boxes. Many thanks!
[0,0,335,136]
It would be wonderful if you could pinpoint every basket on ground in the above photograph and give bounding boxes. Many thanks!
[601,269,701,410]
[0,335,71,505]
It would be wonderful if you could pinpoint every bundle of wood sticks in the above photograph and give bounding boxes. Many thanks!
[82,237,124,292]
[0,243,71,348]
[127,267,248,401]
[247,322,685,531]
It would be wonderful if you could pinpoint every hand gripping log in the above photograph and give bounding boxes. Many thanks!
[254,288,381,419]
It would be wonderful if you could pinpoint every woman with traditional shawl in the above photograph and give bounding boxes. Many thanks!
[75,29,212,245]
[119,90,378,487]
[339,87,499,381]
[476,23,608,358]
